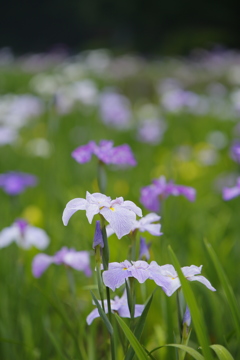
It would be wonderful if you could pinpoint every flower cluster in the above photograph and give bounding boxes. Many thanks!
[62,191,142,239]
[72,140,136,166]
[140,175,196,212]
[102,260,216,296]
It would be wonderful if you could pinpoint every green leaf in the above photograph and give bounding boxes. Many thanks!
[114,314,149,360]
[210,344,235,360]
[168,246,214,360]
[150,344,204,360]
[125,292,154,360]
[204,240,240,339]
[90,291,113,335]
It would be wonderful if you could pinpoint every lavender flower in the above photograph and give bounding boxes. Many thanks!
[0,219,49,250]
[230,141,240,163]
[72,140,136,166]
[32,247,92,278]
[0,171,37,195]
[99,91,132,129]
[137,119,167,145]
[103,261,216,296]
[86,291,144,325]
[62,191,142,239]
[139,237,151,260]
[106,212,162,237]
[222,177,240,200]
[140,176,196,212]
[93,220,104,249]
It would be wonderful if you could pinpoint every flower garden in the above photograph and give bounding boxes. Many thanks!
[0,48,240,359]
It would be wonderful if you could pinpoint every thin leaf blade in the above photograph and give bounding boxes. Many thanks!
[210,344,235,360]
[114,313,149,360]
[168,246,214,360]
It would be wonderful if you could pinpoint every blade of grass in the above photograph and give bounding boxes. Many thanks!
[204,240,240,339]
[114,314,149,360]
[168,246,214,360]
[125,291,154,360]
[150,344,204,360]
[210,344,235,360]
[90,291,113,335]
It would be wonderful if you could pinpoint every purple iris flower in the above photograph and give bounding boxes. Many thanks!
[93,220,104,249]
[72,140,136,166]
[62,191,142,239]
[86,291,144,325]
[0,219,49,249]
[106,212,162,237]
[99,91,132,129]
[140,176,196,212]
[230,141,240,163]
[102,261,216,296]
[0,171,37,195]
[183,305,191,327]
[32,247,92,278]
[139,237,151,260]
[222,177,240,200]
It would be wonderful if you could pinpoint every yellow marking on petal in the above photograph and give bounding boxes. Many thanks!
[110,207,115,211]
[123,268,128,270]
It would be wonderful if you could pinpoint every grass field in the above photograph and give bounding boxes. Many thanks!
[0,48,240,360]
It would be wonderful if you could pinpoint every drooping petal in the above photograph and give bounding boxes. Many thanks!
[32,254,55,278]
[130,261,150,283]
[122,200,142,217]
[62,198,87,225]
[100,205,136,239]
[24,226,50,250]
[188,275,216,291]
[86,307,108,325]
[0,225,19,248]
[63,250,92,276]
[140,223,162,236]
[140,213,161,224]
[71,142,95,163]
[85,203,100,223]
[222,186,240,200]
[102,261,132,290]
[181,265,202,277]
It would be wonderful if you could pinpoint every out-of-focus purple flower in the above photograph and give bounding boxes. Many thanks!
[99,91,132,129]
[0,126,18,145]
[222,177,240,200]
[72,140,136,166]
[93,220,104,249]
[0,171,38,195]
[139,237,151,260]
[230,141,240,163]
[0,219,49,250]
[103,261,216,296]
[161,89,199,113]
[106,212,162,237]
[140,176,196,212]
[183,305,191,327]
[137,119,167,145]
[32,247,92,278]
[86,291,144,325]
[62,192,142,239]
